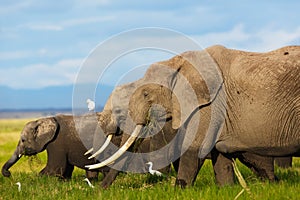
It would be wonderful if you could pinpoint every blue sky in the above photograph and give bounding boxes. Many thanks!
[0,0,299,109]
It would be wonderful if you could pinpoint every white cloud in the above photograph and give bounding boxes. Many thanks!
[254,27,300,51]
[0,50,33,60]
[22,16,115,31]
[193,24,250,48]
[27,24,63,31]
[60,16,115,28]
[193,24,300,52]
[0,48,53,60]
[0,58,83,89]
[73,0,110,8]
[0,1,33,15]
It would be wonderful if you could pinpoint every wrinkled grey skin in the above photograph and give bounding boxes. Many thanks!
[2,113,115,179]
[127,45,299,187]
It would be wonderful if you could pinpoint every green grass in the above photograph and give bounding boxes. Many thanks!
[0,119,300,200]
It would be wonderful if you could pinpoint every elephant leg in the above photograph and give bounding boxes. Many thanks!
[175,149,204,188]
[99,166,110,180]
[39,149,68,178]
[86,170,99,181]
[101,168,119,189]
[211,149,234,186]
[274,157,292,168]
[101,171,109,179]
[39,164,66,178]
[63,164,74,179]
[237,152,276,181]
[172,158,180,173]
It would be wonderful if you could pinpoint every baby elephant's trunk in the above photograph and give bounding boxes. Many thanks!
[2,146,22,177]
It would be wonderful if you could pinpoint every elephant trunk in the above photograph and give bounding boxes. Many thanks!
[2,145,22,177]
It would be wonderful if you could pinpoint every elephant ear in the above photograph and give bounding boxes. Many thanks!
[170,50,224,130]
[34,118,58,149]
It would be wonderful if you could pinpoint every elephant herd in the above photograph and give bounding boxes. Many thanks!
[2,45,299,189]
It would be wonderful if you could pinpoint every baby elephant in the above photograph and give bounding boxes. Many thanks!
[2,114,115,179]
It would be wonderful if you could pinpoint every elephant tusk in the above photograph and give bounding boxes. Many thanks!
[84,148,94,156]
[88,134,113,159]
[85,125,143,170]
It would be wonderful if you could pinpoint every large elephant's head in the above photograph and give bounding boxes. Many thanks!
[86,109,120,160]
[86,46,226,170]
[86,81,142,160]
[2,118,58,177]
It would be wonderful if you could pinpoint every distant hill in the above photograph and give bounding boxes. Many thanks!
[0,108,73,119]
[0,84,113,111]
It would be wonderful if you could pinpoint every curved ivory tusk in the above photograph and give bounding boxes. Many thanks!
[88,134,113,159]
[84,148,94,156]
[85,125,143,170]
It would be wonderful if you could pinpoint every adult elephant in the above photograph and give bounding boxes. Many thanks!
[1,113,119,179]
[88,78,278,188]
[87,45,299,187]
[91,95,277,188]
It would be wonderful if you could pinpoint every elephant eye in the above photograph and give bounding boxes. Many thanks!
[21,136,26,143]
[143,91,149,98]
[113,108,122,114]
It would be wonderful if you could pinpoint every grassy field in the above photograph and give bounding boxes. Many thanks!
[0,119,299,200]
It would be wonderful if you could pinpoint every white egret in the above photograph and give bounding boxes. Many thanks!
[83,178,94,188]
[146,162,163,176]
[86,99,95,111]
[16,182,21,192]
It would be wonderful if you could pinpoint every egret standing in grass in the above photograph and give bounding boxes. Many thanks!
[16,182,21,192]
[83,178,95,188]
[86,98,95,112]
[146,162,163,176]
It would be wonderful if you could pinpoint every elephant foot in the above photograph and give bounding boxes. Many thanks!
[39,168,49,176]
[274,157,292,168]
[101,175,115,189]
[211,149,235,186]
[175,179,187,188]
[39,168,67,180]
[101,169,119,189]
[256,171,277,182]
[101,180,112,189]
